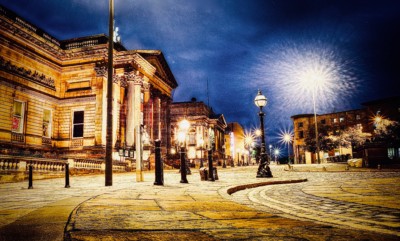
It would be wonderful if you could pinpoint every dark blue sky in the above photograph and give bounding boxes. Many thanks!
[1,0,399,144]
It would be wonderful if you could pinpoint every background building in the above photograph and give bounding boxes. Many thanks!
[169,99,227,167]
[225,122,246,166]
[292,96,400,165]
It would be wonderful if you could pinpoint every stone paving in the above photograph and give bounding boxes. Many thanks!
[0,164,399,240]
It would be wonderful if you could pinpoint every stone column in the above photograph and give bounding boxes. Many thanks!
[125,71,144,181]
[133,78,143,182]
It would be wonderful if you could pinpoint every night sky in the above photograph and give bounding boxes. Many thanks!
[1,0,399,145]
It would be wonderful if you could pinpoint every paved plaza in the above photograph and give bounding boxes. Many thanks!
[0,164,400,240]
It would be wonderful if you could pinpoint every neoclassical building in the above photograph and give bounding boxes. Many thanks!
[169,99,227,167]
[0,6,177,165]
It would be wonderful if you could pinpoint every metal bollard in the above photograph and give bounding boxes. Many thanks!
[28,164,33,189]
[65,163,70,188]
[180,146,188,183]
[208,148,215,181]
[154,140,164,186]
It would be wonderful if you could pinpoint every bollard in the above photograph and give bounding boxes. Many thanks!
[28,164,33,189]
[208,148,215,181]
[154,140,164,185]
[65,163,70,188]
[180,146,188,183]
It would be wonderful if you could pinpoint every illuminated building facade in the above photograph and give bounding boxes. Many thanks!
[292,96,400,164]
[225,122,245,166]
[0,6,177,164]
[169,99,227,167]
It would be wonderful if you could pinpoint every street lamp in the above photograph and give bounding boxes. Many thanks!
[244,131,255,166]
[199,138,204,168]
[274,148,280,164]
[279,130,294,165]
[177,119,190,183]
[254,90,273,178]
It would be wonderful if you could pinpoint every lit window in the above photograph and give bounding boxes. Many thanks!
[340,117,345,122]
[356,114,361,120]
[333,118,337,123]
[73,111,84,138]
[356,124,362,130]
[43,109,52,138]
[12,101,25,133]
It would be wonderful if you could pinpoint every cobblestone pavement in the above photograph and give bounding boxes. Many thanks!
[0,164,399,240]
[224,169,400,237]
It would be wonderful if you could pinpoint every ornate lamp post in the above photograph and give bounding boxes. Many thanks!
[177,119,190,183]
[254,90,273,178]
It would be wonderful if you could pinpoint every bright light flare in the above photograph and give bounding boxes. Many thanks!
[250,42,358,115]
[279,129,294,145]
[243,131,255,147]
[273,148,281,157]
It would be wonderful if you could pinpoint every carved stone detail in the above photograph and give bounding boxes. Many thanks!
[0,56,55,89]
[94,64,107,77]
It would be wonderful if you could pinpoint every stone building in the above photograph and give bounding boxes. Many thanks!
[291,96,400,164]
[0,6,177,166]
[169,99,227,167]
[225,122,246,166]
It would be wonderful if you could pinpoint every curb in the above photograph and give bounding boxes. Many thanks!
[226,179,308,195]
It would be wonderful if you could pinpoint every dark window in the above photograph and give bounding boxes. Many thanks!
[73,111,84,138]
[320,119,326,124]
[299,131,304,139]
[298,122,303,128]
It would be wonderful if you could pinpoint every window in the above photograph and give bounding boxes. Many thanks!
[299,131,304,139]
[356,114,361,120]
[333,118,337,123]
[73,111,84,138]
[339,117,345,123]
[356,124,363,130]
[12,101,25,133]
[298,122,303,128]
[43,109,52,138]
[320,119,326,124]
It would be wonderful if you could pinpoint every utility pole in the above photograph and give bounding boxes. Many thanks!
[105,0,114,186]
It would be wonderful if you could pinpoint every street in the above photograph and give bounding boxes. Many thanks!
[0,164,399,240]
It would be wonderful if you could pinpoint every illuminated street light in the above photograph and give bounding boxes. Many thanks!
[244,131,255,166]
[273,148,280,163]
[279,130,294,164]
[177,119,190,183]
[254,90,273,178]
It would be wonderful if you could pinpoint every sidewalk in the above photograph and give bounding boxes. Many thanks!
[1,165,400,240]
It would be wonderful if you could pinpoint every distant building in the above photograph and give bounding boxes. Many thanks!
[169,99,227,167]
[225,122,247,166]
[0,6,177,165]
[291,96,400,165]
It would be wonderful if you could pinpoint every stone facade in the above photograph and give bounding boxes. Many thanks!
[0,6,177,164]
[225,122,246,166]
[169,100,227,167]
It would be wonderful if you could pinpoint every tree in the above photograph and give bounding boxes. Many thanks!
[374,121,400,147]
[340,126,371,149]
[304,125,337,153]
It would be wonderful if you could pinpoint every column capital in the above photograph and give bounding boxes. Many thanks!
[94,64,107,77]
[126,71,143,85]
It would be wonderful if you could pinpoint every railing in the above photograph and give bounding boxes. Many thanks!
[0,155,130,184]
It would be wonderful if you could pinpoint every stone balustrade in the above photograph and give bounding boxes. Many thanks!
[0,155,130,183]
